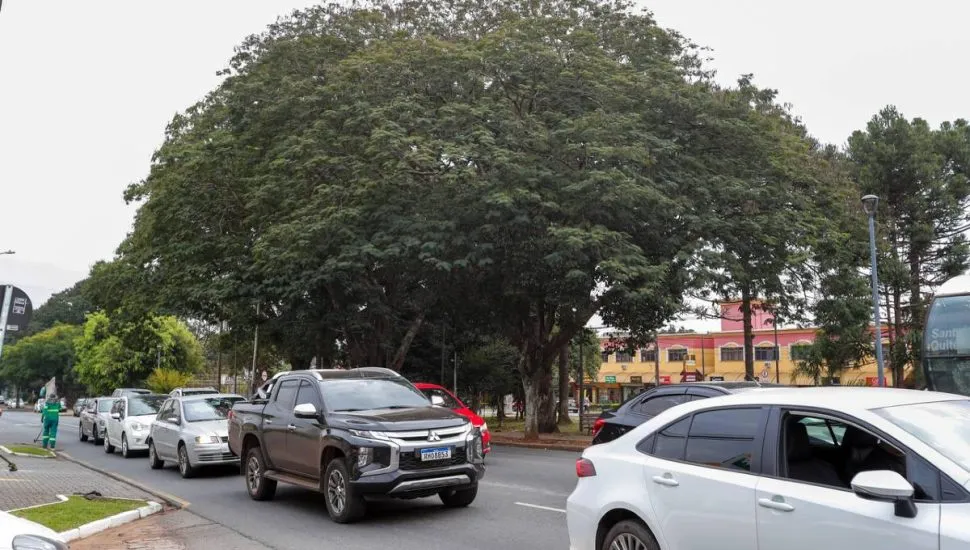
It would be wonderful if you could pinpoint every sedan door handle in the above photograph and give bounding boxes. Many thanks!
[652,475,679,487]
[758,498,795,512]
[287,424,297,431]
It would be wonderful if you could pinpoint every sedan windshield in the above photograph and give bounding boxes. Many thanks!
[128,396,166,416]
[183,397,244,422]
[321,378,431,412]
[874,399,970,472]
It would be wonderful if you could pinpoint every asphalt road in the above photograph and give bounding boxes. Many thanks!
[0,411,577,550]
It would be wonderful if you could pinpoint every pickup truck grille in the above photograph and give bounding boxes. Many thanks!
[399,450,467,471]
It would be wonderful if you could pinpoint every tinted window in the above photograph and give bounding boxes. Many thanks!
[685,438,754,472]
[654,417,691,460]
[635,395,689,416]
[683,408,762,473]
[296,381,322,409]
[275,380,299,408]
[690,408,762,439]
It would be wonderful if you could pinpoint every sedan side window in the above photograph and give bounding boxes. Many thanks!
[156,400,172,421]
[638,416,692,460]
[683,408,763,473]
[634,394,690,417]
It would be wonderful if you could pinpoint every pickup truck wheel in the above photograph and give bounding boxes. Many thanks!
[439,485,478,507]
[323,459,365,523]
[245,447,276,501]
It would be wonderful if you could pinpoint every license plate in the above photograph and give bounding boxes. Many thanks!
[420,447,451,461]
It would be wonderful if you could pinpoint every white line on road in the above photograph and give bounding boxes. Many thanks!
[515,502,567,514]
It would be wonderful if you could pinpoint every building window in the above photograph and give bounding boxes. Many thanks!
[640,348,657,362]
[668,348,688,362]
[755,346,778,361]
[790,344,812,362]
[720,347,744,362]
[616,351,633,363]
[601,351,611,363]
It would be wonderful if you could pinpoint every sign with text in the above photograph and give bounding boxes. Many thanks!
[2,285,32,332]
[604,375,617,383]
[629,376,642,384]
[659,375,672,385]
[709,376,725,382]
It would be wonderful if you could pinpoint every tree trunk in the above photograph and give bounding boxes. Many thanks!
[557,344,572,425]
[390,312,425,371]
[892,287,904,387]
[741,286,755,380]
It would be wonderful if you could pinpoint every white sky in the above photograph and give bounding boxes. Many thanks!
[2,0,969,323]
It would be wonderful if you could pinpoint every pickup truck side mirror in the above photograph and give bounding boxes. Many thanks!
[431,395,445,407]
[293,403,318,419]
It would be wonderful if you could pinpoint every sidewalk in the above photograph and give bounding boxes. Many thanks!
[0,450,153,512]
[71,509,270,550]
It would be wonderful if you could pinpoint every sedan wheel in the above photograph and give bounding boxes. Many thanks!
[178,444,197,478]
[602,521,659,550]
[121,434,131,458]
[79,424,88,442]
[103,433,115,454]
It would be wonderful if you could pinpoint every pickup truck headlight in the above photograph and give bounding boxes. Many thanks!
[348,429,389,441]
[195,435,220,444]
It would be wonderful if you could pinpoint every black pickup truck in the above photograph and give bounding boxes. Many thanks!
[228,367,485,523]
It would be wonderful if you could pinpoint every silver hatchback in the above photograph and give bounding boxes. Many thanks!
[147,394,245,478]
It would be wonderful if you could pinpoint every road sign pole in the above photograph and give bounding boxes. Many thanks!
[0,285,12,361]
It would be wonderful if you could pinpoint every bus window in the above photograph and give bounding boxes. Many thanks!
[923,294,970,394]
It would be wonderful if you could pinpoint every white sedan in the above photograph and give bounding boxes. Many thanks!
[0,510,67,550]
[567,387,970,550]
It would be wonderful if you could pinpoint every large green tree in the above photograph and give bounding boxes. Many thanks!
[74,312,204,395]
[848,108,970,384]
[690,78,828,380]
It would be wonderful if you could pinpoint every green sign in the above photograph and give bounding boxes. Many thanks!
[604,375,617,383]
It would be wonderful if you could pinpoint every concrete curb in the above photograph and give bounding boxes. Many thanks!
[0,445,56,458]
[8,494,70,512]
[491,439,589,452]
[58,452,189,510]
[59,500,163,542]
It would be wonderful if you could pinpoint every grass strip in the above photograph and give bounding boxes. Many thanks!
[13,496,146,532]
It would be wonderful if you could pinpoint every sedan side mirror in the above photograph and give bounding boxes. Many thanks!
[851,470,917,518]
[110,412,121,420]
[431,395,445,407]
[293,403,318,419]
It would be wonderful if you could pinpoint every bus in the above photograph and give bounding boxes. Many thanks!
[923,273,970,395]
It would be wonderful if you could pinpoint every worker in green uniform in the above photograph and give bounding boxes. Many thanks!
[41,394,60,450]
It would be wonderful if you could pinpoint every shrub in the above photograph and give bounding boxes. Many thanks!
[146,368,193,394]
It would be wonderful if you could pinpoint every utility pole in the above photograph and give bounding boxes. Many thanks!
[773,316,781,384]
[452,351,458,394]
[251,304,260,394]
[578,334,584,433]
[0,285,11,362]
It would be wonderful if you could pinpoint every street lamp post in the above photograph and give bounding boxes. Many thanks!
[862,195,886,387]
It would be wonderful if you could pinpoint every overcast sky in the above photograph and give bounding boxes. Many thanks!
[2,1,969,330]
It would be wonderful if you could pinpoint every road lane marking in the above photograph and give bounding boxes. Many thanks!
[515,502,567,513]
[481,480,570,497]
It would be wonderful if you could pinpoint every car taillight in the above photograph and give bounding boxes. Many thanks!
[591,418,605,437]
[227,410,234,421]
[576,458,597,477]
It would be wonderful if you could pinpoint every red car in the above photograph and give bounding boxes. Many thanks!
[413,382,491,454]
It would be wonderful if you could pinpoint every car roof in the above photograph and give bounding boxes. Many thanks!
[685,386,966,411]
[178,393,244,401]
[293,367,404,381]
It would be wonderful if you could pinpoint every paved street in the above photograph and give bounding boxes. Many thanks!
[0,411,577,550]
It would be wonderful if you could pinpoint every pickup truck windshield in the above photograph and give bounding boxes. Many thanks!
[184,397,244,421]
[321,378,431,412]
[129,396,166,416]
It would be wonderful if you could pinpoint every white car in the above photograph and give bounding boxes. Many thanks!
[0,510,67,550]
[567,387,970,550]
[104,394,168,458]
